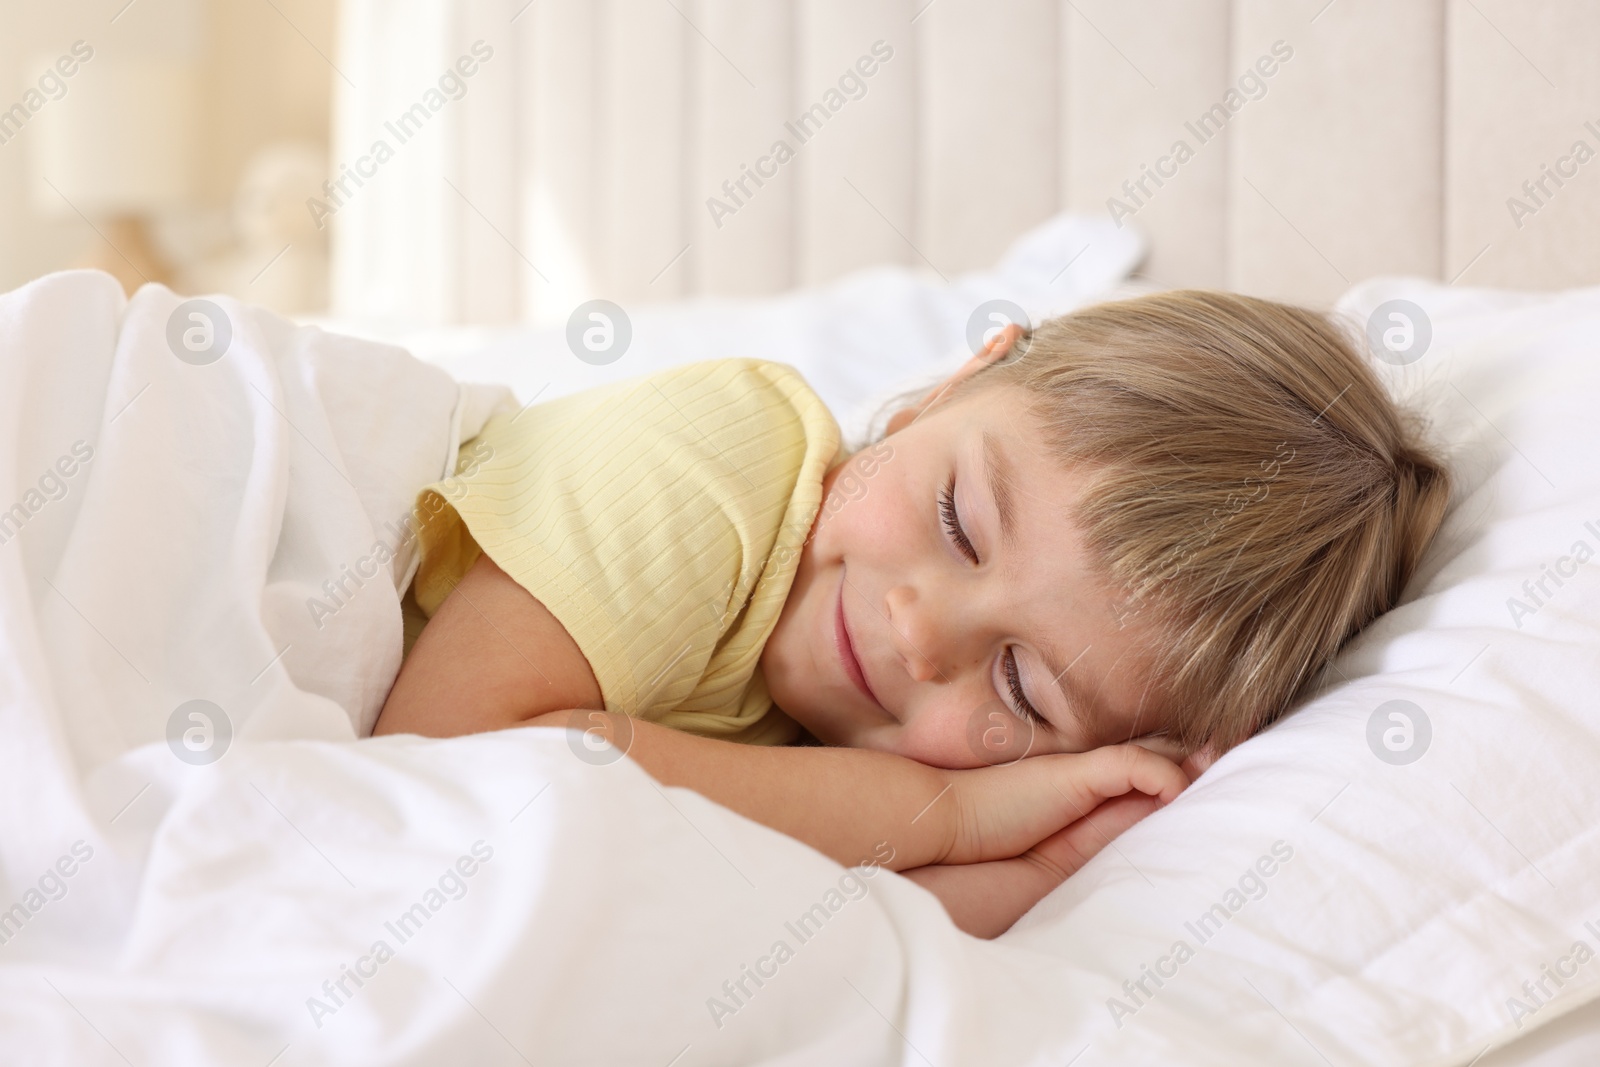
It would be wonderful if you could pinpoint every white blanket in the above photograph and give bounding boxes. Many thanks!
[5,243,1600,1066]
[0,269,1074,1065]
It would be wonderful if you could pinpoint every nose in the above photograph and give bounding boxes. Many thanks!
[883,584,961,684]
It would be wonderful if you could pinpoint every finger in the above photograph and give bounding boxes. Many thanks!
[1076,791,1163,838]
[1027,793,1161,880]
[949,745,1184,865]
[1098,744,1190,804]
[1129,735,1217,785]
[1047,744,1190,813]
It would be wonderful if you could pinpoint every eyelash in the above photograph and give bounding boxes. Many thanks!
[939,478,1045,725]
[1004,649,1045,725]
[938,479,978,563]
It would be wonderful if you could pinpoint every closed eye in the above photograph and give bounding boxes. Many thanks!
[939,478,978,563]
[942,476,1046,727]
[1004,648,1046,726]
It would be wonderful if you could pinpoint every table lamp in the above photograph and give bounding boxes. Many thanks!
[31,56,200,294]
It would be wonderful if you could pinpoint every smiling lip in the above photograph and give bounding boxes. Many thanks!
[835,571,885,712]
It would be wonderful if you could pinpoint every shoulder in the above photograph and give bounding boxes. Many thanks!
[645,358,834,419]
[628,358,841,462]
[472,359,834,447]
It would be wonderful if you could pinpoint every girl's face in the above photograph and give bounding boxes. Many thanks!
[760,379,1168,769]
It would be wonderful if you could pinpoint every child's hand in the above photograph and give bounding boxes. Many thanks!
[937,744,1188,866]
[1130,733,1219,781]
[1015,791,1163,885]
[902,750,1187,937]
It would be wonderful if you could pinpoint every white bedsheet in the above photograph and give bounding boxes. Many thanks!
[0,266,1107,1065]
[4,224,1600,1066]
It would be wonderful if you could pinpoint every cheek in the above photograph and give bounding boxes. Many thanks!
[895,694,1067,769]
[813,458,918,560]
[892,694,1004,769]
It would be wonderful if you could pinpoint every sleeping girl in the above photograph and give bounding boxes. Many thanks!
[372,289,1451,938]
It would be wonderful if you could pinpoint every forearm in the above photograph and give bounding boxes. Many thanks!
[901,858,1062,939]
[524,711,954,871]
[904,791,1166,938]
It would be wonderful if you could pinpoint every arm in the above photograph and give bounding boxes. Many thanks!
[377,554,961,868]
[524,710,1185,874]
[901,792,1161,938]
[524,709,955,870]
[376,553,1186,872]
[374,552,606,738]
[903,746,1213,938]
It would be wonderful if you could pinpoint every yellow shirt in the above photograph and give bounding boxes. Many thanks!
[409,359,842,745]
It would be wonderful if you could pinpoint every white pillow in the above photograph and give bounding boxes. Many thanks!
[326,211,1145,447]
[363,225,1600,1061]
[1002,278,1600,1063]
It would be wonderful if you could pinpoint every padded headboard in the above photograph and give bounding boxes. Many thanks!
[330,0,1600,326]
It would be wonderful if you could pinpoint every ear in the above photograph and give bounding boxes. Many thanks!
[884,324,1025,436]
[1180,744,1218,780]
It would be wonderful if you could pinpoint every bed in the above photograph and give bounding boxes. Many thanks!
[1,206,1598,1064]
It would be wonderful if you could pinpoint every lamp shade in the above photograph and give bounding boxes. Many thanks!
[32,57,199,217]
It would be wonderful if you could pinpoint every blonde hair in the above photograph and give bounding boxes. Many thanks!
[914,290,1452,752]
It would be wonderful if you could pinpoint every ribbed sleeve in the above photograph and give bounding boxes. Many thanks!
[409,359,841,745]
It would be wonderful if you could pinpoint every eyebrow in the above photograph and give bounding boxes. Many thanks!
[1043,641,1103,740]
[978,432,1109,738]
[981,431,1020,553]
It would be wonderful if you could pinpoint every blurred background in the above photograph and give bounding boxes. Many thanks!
[2,0,1598,329]
[0,0,333,314]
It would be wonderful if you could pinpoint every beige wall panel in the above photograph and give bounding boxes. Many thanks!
[1445,0,1600,289]
[1063,0,1232,288]
[205,0,333,204]
[453,3,522,324]
[523,0,600,324]
[690,0,795,296]
[598,0,689,304]
[330,0,457,323]
[1229,0,1444,307]
[793,0,918,285]
[915,0,1061,278]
